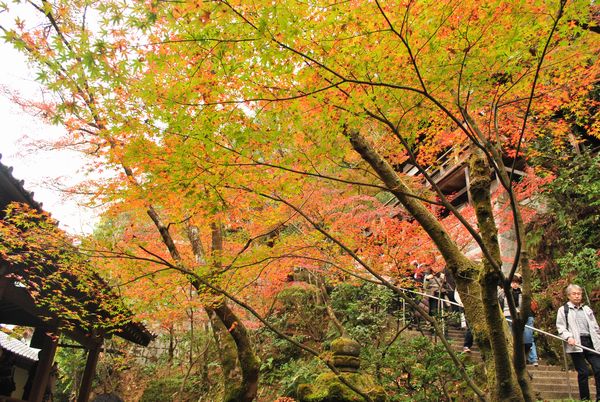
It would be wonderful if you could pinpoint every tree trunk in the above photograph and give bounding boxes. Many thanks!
[348,129,526,401]
[198,222,260,402]
[468,149,519,400]
[209,302,260,402]
[463,109,537,401]
[470,147,535,401]
[206,306,243,400]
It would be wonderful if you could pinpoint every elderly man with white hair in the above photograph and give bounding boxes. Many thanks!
[556,284,600,401]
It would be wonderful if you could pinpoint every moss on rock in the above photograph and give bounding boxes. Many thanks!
[332,355,360,371]
[331,337,361,357]
[298,372,386,402]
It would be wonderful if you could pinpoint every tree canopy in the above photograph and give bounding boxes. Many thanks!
[1,0,598,400]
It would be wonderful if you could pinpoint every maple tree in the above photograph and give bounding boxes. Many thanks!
[122,1,596,400]
[1,0,599,401]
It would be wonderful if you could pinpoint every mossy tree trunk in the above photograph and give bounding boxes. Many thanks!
[211,302,260,402]
[469,148,533,401]
[348,129,527,401]
[464,109,537,401]
[206,306,240,398]
[479,152,536,400]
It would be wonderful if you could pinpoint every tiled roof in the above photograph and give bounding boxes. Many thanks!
[0,154,44,212]
[0,331,39,362]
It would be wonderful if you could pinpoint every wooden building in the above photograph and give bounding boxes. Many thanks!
[0,155,152,402]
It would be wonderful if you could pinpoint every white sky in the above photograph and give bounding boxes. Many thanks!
[0,41,96,235]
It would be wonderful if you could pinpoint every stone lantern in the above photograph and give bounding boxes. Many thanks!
[297,337,386,402]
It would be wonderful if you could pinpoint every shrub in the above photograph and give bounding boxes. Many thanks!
[140,375,203,402]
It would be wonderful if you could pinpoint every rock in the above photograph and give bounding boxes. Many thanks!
[298,372,386,402]
[298,337,386,401]
[91,393,124,402]
[332,355,360,372]
[331,337,361,357]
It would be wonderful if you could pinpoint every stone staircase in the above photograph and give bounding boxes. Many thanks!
[442,327,597,401]
[529,364,590,401]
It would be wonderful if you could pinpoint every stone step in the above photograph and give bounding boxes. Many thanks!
[528,364,568,372]
[532,381,596,391]
[530,370,579,379]
[531,373,582,382]
[531,374,596,384]
[529,366,596,400]
[533,377,596,401]
[410,328,598,401]
[536,390,583,400]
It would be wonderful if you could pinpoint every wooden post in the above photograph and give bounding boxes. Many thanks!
[27,328,58,402]
[465,165,472,205]
[77,341,102,402]
[0,277,9,298]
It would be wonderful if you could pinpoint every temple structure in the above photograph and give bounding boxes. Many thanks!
[0,155,152,402]
[398,144,527,271]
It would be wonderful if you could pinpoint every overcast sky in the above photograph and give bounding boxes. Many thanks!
[0,38,96,234]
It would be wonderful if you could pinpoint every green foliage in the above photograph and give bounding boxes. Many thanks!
[140,374,205,402]
[557,248,600,295]
[139,376,180,402]
[262,357,325,398]
[277,333,472,402]
[261,281,471,400]
[54,325,219,401]
[330,283,396,345]
[527,149,600,284]
[366,335,470,401]
[543,151,600,249]
[259,333,308,369]
[526,149,600,361]
[0,203,133,335]
[54,342,86,402]
[266,285,328,344]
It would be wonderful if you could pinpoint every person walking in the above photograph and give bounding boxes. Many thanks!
[423,269,446,317]
[498,273,537,358]
[525,316,539,366]
[556,284,600,401]
[453,289,472,352]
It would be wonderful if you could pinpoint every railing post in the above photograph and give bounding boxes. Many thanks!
[561,344,573,400]
[401,298,406,327]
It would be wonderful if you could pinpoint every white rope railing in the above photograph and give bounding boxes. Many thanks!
[394,285,600,356]
[506,318,600,356]
[392,285,600,400]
